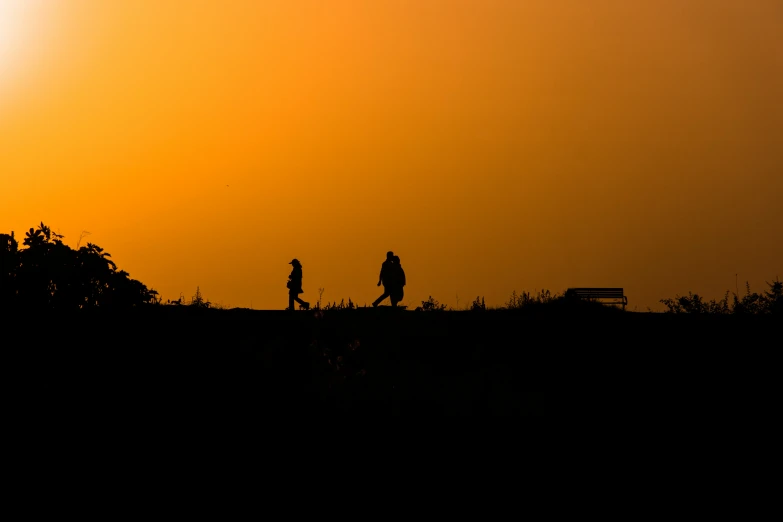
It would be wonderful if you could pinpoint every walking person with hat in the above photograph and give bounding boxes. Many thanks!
[286,258,310,310]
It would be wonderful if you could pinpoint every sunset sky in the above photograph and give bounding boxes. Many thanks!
[1,0,781,311]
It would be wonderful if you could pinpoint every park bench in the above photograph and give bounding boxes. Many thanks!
[567,288,627,310]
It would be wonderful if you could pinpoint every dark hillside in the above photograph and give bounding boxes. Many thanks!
[6,306,779,416]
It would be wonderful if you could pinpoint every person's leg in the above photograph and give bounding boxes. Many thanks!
[294,296,310,310]
[372,289,390,307]
[288,292,295,310]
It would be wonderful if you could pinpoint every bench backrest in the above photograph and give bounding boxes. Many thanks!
[569,288,625,298]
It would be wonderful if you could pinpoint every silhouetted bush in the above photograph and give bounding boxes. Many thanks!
[0,222,158,311]
[660,278,781,315]
[416,295,447,311]
[190,286,211,308]
[505,289,563,309]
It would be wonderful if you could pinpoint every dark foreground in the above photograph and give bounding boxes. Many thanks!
[5,306,780,415]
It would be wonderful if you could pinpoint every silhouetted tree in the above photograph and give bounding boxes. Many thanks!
[1,222,157,310]
[0,231,19,305]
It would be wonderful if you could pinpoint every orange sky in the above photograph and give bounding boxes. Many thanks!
[2,0,781,311]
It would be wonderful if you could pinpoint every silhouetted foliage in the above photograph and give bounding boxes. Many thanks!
[417,295,447,311]
[0,222,157,310]
[506,289,560,309]
[323,298,355,310]
[471,296,486,311]
[166,291,186,305]
[660,278,781,315]
[190,286,211,308]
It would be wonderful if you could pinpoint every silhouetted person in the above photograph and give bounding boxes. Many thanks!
[373,251,404,307]
[389,255,406,307]
[287,258,310,310]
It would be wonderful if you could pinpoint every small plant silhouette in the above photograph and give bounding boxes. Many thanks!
[167,292,185,305]
[506,290,527,309]
[190,286,211,308]
[505,289,560,309]
[323,298,355,310]
[417,295,447,311]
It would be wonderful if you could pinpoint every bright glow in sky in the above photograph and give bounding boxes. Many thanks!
[0,0,27,82]
[0,0,56,108]
[1,0,781,311]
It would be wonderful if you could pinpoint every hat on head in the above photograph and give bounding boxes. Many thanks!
[289,258,301,266]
